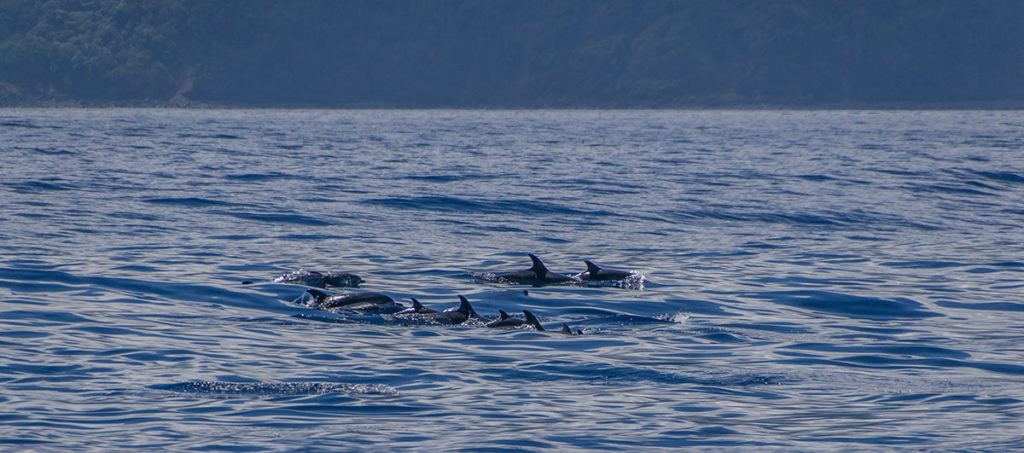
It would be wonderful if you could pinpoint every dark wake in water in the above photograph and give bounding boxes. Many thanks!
[152,381,399,396]
[750,290,940,319]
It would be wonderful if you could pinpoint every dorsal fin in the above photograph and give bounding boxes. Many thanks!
[561,323,572,334]
[305,289,328,304]
[411,298,424,311]
[466,300,483,319]
[584,260,602,275]
[498,310,511,320]
[457,295,473,316]
[528,253,549,277]
[523,310,544,331]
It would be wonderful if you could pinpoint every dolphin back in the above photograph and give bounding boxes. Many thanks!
[457,295,474,317]
[528,254,549,278]
[411,298,425,311]
[523,310,544,331]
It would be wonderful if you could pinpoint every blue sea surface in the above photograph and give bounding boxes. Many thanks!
[2,109,1024,450]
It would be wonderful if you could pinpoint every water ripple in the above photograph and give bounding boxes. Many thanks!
[2,109,1024,450]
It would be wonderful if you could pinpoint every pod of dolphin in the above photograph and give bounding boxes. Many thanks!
[256,254,642,335]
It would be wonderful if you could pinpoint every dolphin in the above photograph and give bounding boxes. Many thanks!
[395,298,438,315]
[485,310,544,331]
[394,295,476,324]
[441,296,492,322]
[560,323,583,335]
[523,310,544,331]
[246,270,363,288]
[319,272,364,287]
[305,289,400,312]
[484,310,523,329]
[492,254,577,286]
[578,261,633,282]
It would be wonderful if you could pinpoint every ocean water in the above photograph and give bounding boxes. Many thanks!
[2,108,1023,451]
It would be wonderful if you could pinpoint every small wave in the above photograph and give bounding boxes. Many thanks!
[213,211,333,226]
[718,322,816,334]
[599,312,677,325]
[782,342,971,360]
[658,312,690,324]
[535,363,793,387]
[359,195,621,218]
[178,133,243,140]
[25,147,74,155]
[576,273,647,290]
[3,181,74,193]
[796,174,837,182]
[404,174,501,183]
[224,172,300,182]
[142,197,235,207]
[905,182,998,198]
[935,301,1024,312]
[0,120,41,128]
[225,171,301,182]
[696,331,745,343]
[881,260,965,269]
[151,381,398,396]
[972,170,1024,185]
[470,272,575,286]
[665,207,938,231]
[664,298,736,317]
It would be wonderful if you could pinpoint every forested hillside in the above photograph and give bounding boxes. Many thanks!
[1,0,1022,107]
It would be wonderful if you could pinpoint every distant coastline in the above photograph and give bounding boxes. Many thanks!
[3,1,1022,111]
[4,97,1023,111]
